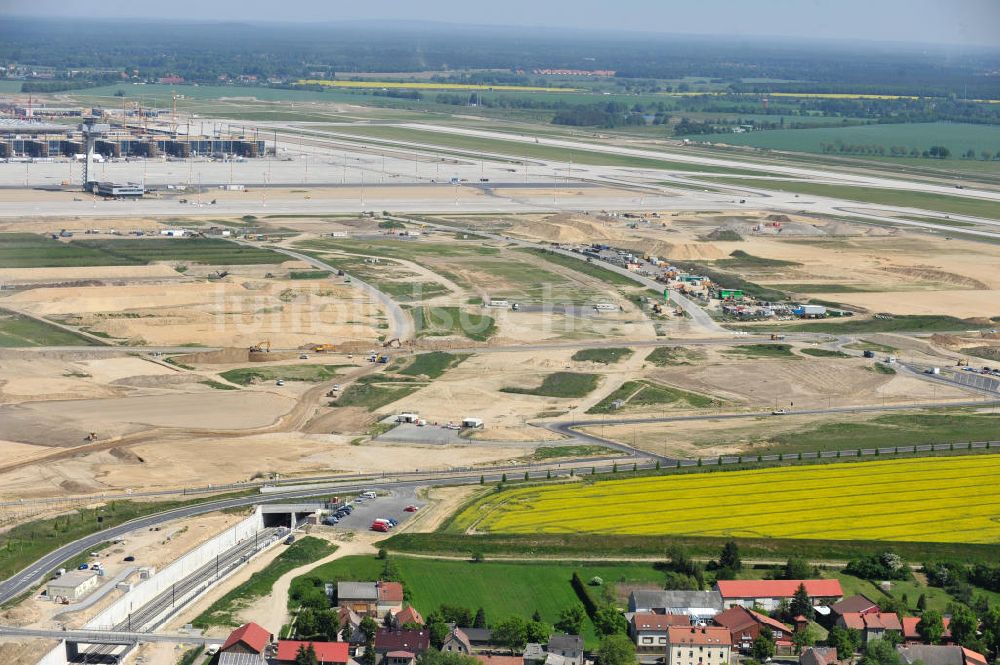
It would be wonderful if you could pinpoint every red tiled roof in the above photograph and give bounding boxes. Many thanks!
[713,606,791,635]
[395,606,425,626]
[276,641,349,664]
[715,580,843,599]
[221,622,270,654]
[667,626,732,646]
[902,617,952,641]
[633,613,691,631]
[376,628,430,653]
[841,613,866,630]
[475,656,525,665]
[864,613,902,631]
[388,651,416,659]
[379,581,405,603]
[962,648,988,665]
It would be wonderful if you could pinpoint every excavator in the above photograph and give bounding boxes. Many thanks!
[312,343,336,353]
[249,339,271,353]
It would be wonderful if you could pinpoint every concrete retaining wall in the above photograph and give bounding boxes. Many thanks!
[36,641,67,665]
[85,508,264,630]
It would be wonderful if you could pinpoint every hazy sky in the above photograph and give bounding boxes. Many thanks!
[4,0,999,48]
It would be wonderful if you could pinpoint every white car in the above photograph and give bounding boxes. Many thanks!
[276,379,285,386]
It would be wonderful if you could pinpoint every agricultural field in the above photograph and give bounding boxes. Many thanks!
[0,234,283,268]
[0,310,98,347]
[298,79,577,92]
[696,122,1000,160]
[292,554,663,647]
[451,455,1000,543]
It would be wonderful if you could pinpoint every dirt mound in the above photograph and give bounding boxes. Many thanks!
[629,241,726,261]
[966,345,1000,361]
[509,213,622,244]
[767,214,792,223]
[881,266,989,290]
[177,347,250,364]
[109,447,144,464]
[931,334,963,348]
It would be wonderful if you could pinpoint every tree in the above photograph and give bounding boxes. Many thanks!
[316,609,339,641]
[981,605,1000,659]
[598,633,636,665]
[752,627,776,661]
[360,616,379,643]
[790,583,815,621]
[593,604,627,636]
[297,608,318,637]
[296,643,319,665]
[827,626,863,657]
[426,615,450,650]
[916,594,927,611]
[439,605,474,627]
[474,607,488,629]
[556,605,586,635]
[948,603,978,646]
[527,620,552,643]
[377,547,388,560]
[782,557,813,580]
[859,638,903,665]
[917,609,945,645]
[719,541,742,572]
[418,651,481,665]
[532,610,543,623]
[793,625,817,651]
[493,616,529,653]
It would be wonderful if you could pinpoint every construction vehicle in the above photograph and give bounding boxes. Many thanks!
[249,340,271,353]
[770,334,786,341]
[313,344,336,353]
[383,338,401,348]
[957,359,969,366]
[377,355,390,364]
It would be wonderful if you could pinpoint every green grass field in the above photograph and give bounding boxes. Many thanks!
[322,125,759,175]
[332,375,424,411]
[571,348,634,364]
[293,554,663,647]
[723,343,798,359]
[644,346,705,366]
[0,311,99,347]
[398,352,470,379]
[289,270,333,280]
[713,250,801,269]
[532,445,610,460]
[194,537,335,628]
[746,315,991,334]
[501,372,601,398]
[762,413,1000,453]
[218,364,351,385]
[697,122,1000,161]
[799,348,850,358]
[0,234,282,268]
[519,249,639,288]
[587,380,716,414]
[412,307,496,341]
[708,178,1000,220]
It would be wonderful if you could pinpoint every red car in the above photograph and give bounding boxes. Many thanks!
[371,522,390,532]
[404,505,419,512]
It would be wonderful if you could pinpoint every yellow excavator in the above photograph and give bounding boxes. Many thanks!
[249,339,271,353]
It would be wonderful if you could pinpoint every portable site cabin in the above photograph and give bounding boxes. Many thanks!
[461,417,484,429]
[396,413,420,424]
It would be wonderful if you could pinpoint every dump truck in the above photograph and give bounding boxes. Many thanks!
[770,334,786,341]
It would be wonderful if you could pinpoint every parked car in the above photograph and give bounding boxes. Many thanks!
[404,505,418,512]
[371,522,390,532]
[276,379,285,386]
[123,555,135,562]
[771,409,786,415]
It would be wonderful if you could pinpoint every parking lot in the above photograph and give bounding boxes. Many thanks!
[323,486,423,532]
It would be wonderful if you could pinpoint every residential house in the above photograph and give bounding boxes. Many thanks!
[464,628,495,650]
[714,580,843,611]
[339,607,365,643]
[219,653,265,665]
[523,642,547,665]
[631,613,692,655]
[375,628,430,657]
[712,606,793,654]
[392,606,425,629]
[547,634,584,665]
[443,628,472,655]
[338,582,379,616]
[378,582,405,616]
[901,617,953,645]
[628,590,724,623]
[837,613,902,644]
[275,640,350,665]
[220,623,271,656]
[666,626,732,665]
[800,646,840,665]
[897,645,987,665]
[386,651,417,665]
[829,595,880,622]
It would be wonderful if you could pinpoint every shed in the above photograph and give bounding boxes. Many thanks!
[47,571,99,602]
[461,417,484,429]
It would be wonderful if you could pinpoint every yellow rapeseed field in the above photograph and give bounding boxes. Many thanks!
[456,455,1000,543]
[296,80,579,92]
